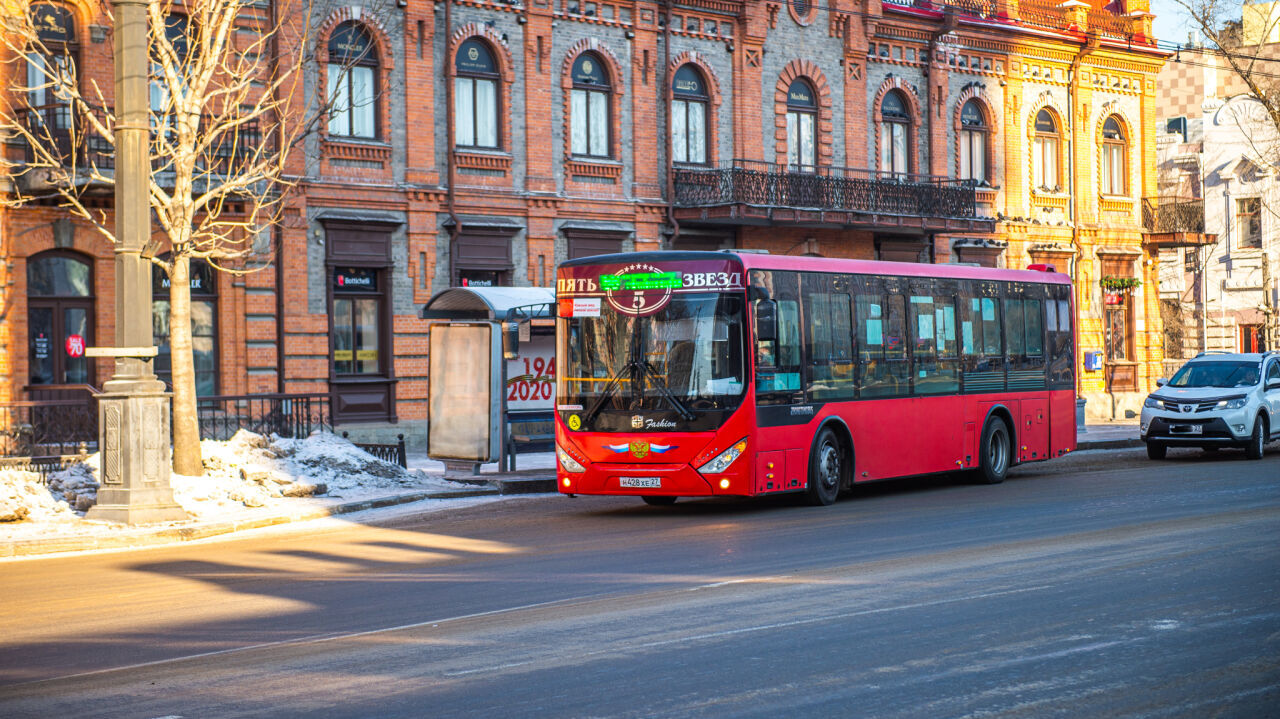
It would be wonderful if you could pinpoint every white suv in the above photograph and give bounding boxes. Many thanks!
[1140,351,1280,460]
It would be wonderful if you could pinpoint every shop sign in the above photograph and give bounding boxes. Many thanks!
[34,334,50,359]
[65,334,85,358]
[334,267,377,291]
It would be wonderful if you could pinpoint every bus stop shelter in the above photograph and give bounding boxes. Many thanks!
[421,287,555,470]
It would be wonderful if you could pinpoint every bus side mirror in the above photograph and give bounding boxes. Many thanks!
[754,300,777,343]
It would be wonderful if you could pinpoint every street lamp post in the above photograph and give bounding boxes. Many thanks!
[84,0,187,524]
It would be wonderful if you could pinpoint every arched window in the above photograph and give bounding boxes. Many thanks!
[26,4,78,132]
[570,53,610,157]
[1033,109,1060,191]
[1101,116,1127,196]
[327,21,378,139]
[27,250,94,386]
[959,99,988,184]
[880,90,910,176]
[672,64,709,164]
[786,78,817,170]
[454,38,499,149]
[152,259,218,396]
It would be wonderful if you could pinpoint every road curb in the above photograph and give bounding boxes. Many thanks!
[1076,438,1144,451]
[0,487,499,559]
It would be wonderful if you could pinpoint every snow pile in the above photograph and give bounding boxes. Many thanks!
[0,430,468,529]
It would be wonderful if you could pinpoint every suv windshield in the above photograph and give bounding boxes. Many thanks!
[1168,361,1261,389]
[558,293,746,429]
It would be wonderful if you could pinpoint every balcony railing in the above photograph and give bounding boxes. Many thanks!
[883,0,997,18]
[17,104,115,171]
[1143,197,1206,234]
[16,106,262,175]
[673,159,979,220]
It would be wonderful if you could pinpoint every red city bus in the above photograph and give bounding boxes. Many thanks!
[554,251,1076,506]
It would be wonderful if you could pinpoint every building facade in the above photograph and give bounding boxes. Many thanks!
[1152,22,1280,367]
[2,0,1170,443]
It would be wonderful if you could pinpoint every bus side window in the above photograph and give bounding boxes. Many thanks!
[1047,293,1074,388]
[757,272,803,405]
[911,293,959,395]
[804,275,854,401]
[961,290,1005,393]
[1024,298,1045,369]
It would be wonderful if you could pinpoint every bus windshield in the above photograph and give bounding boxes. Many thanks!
[558,293,747,426]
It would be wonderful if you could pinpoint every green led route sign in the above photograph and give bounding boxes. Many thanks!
[599,272,683,291]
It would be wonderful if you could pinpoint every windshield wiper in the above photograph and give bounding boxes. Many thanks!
[640,361,696,421]
[581,361,634,426]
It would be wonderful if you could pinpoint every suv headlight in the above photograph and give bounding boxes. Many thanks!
[697,438,748,475]
[557,445,586,473]
[1216,398,1248,410]
[1143,396,1160,409]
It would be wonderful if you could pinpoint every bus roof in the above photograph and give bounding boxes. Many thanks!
[559,250,1073,286]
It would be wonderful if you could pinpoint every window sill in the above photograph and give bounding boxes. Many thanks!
[324,138,392,163]
[566,158,622,180]
[455,150,512,173]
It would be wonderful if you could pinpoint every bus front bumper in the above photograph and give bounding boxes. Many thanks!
[558,462,748,497]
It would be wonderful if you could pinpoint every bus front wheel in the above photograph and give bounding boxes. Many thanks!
[975,416,1010,485]
[805,427,844,506]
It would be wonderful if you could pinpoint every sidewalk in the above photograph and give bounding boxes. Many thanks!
[2,424,1137,560]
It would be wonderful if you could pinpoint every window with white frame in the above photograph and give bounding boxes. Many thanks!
[880,90,910,177]
[1033,109,1060,191]
[672,64,708,164]
[959,99,987,184]
[454,38,499,149]
[1101,116,1127,196]
[327,21,377,140]
[786,78,817,170]
[570,52,610,157]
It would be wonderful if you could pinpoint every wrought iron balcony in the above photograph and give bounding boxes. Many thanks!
[14,105,263,179]
[673,159,992,233]
[1142,197,1216,248]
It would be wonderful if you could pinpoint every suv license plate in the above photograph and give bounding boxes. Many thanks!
[1172,424,1203,435]
[619,477,661,488]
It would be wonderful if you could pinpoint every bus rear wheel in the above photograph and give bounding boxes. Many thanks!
[975,416,1010,484]
[805,427,843,506]
[641,495,677,506]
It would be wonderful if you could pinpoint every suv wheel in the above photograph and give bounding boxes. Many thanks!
[1245,416,1266,460]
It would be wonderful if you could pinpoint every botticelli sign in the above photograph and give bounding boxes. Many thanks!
[334,267,377,291]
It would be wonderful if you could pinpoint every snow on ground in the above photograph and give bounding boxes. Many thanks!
[0,429,492,543]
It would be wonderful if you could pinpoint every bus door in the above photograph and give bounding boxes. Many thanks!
[853,277,921,479]
[904,280,964,474]
[1005,291,1050,462]
[752,270,809,492]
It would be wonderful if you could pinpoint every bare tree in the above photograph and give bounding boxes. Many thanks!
[1,0,322,474]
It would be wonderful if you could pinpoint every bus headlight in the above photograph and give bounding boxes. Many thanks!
[557,446,586,473]
[698,438,748,475]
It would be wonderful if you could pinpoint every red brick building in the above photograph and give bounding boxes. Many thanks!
[2,0,1169,445]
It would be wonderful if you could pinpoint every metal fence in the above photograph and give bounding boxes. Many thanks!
[0,399,99,457]
[673,159,978,220]
[196,393,332,441]
[342,432,408,468]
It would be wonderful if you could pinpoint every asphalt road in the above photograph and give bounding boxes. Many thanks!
[1,446,1277,718]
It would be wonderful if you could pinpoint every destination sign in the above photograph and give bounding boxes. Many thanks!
[599,272,683,291]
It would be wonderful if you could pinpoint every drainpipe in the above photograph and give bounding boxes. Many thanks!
[1068,35,1099,409]
[270,0,286,393]
[444,0,459,275]
[664,0,679,247]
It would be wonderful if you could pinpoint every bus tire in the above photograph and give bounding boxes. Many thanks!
[805,427,843,506]
[975,416,1011,485]
[641,495,677,506]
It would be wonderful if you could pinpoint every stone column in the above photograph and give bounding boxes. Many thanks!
[85,0,187,524]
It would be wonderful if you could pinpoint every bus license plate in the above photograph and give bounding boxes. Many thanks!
[619,477,661,488]
[1172,424,1202,435]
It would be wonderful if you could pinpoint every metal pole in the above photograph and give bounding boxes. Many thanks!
[85,0,187,524]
